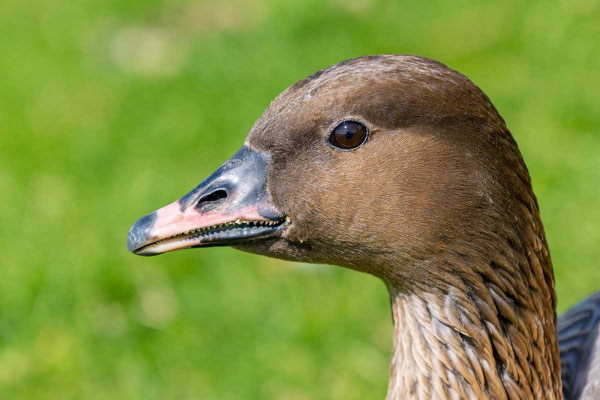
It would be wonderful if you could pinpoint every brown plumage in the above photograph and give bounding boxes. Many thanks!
[128,54,600,399]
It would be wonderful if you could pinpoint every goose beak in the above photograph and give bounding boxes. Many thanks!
[127,146,286,256]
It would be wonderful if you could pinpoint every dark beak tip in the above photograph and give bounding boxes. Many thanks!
[127,212,157,253]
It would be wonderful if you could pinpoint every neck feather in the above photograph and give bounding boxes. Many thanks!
[385,248,562,400]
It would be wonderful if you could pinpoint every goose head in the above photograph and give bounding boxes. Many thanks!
[128,54,532,286]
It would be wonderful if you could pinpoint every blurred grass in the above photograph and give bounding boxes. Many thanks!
[0,0,599,398]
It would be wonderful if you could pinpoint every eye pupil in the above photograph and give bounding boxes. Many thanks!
[330,121,368,150]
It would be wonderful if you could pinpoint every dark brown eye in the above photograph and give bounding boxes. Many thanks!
[329,121,368,150]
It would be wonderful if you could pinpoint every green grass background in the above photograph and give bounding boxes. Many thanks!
[1,0,599,398]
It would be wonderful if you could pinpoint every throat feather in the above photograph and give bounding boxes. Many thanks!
[385,270,562,400]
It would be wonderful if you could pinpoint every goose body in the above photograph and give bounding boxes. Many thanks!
[127,54,600,399]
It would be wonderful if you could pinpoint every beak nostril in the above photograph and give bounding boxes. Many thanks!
[196,189,228,210]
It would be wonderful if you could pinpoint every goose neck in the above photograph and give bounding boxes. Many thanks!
[385,272,562,400]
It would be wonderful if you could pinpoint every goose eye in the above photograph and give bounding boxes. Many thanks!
[329,121,368,150]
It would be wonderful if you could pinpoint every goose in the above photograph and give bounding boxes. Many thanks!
[127,54,600,400]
